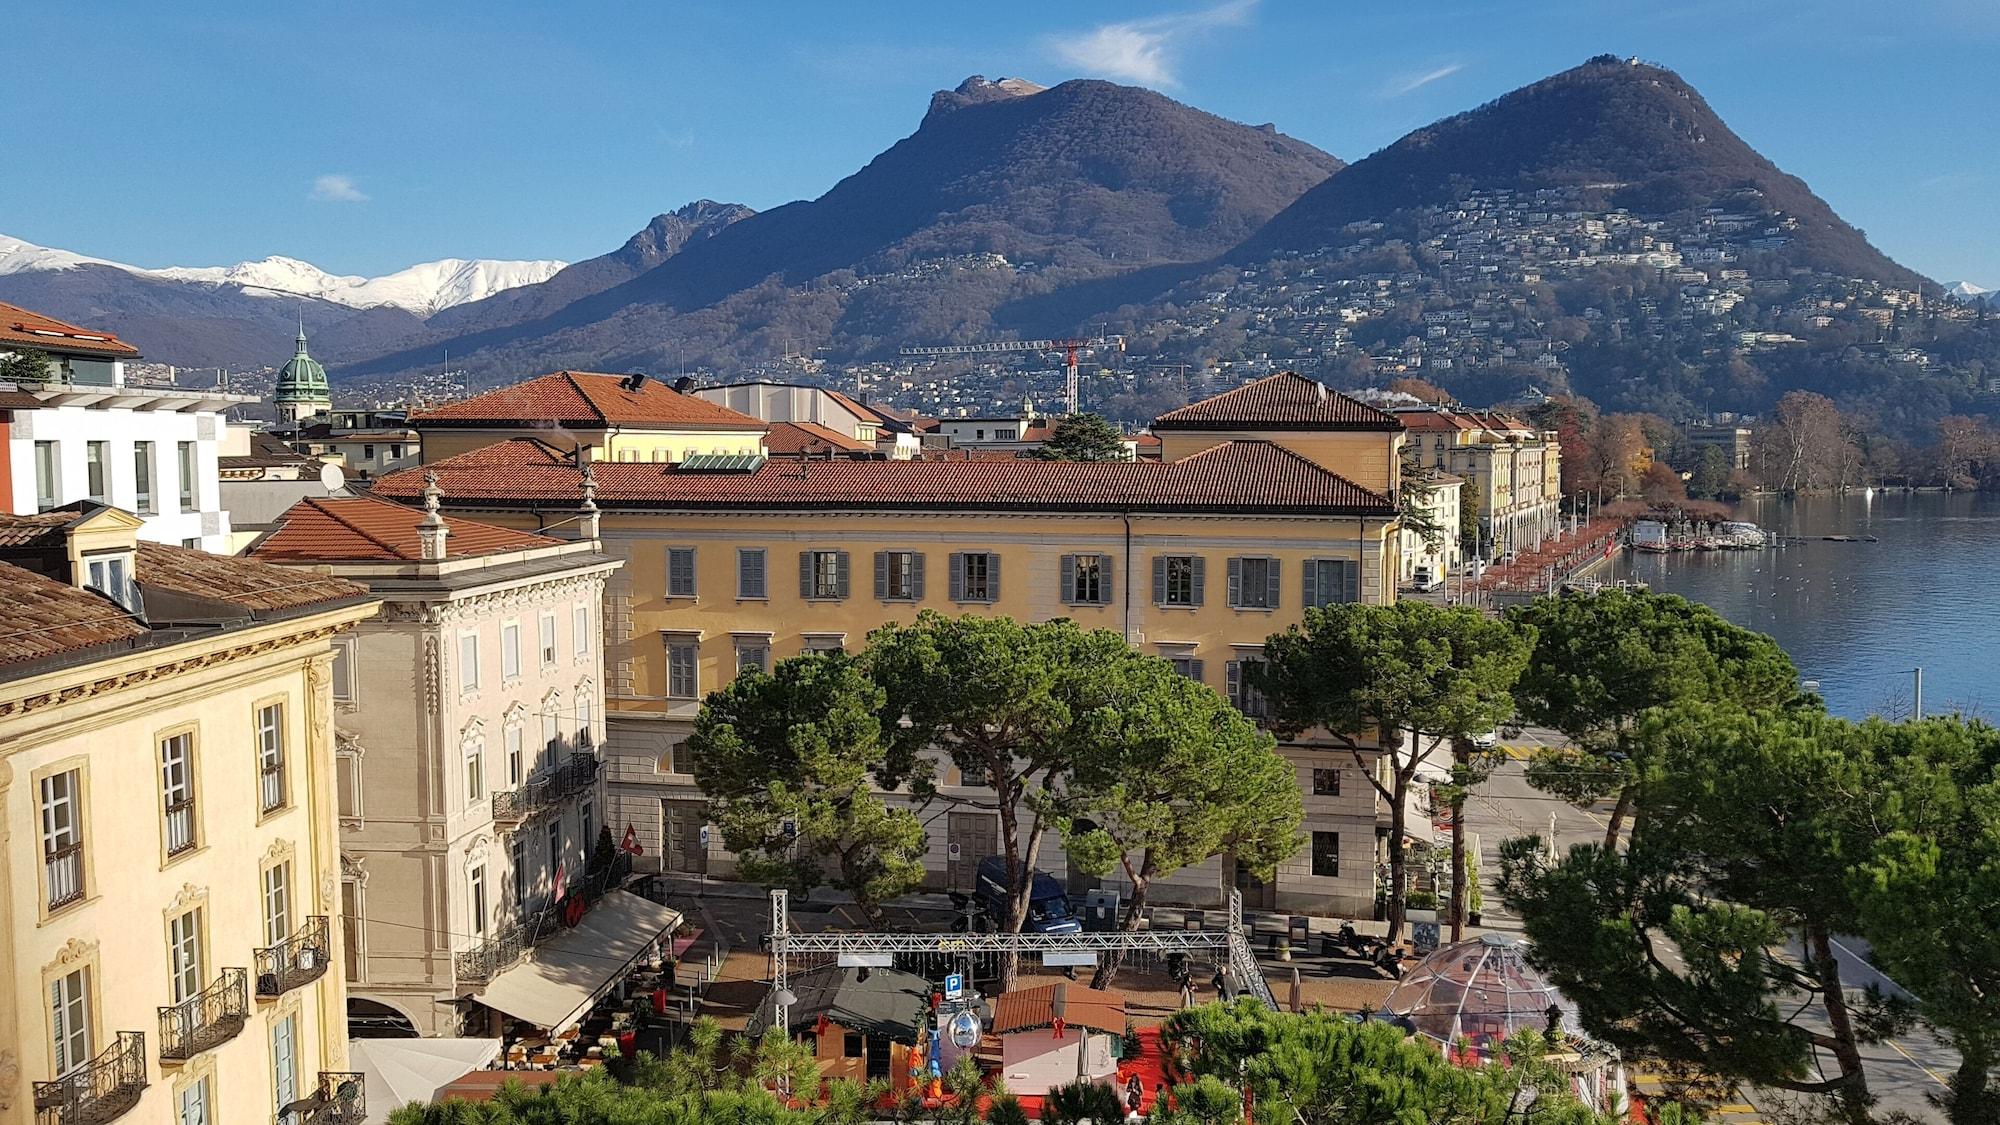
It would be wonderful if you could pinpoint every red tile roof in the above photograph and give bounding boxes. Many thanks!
[413,372,766,430]
[989,983,1126,1036]
[1153,371,1401,432]
[372,437,1395,516]
[0,301,140,359]
[0,562,149,666]
[251,495,565,563]
[135,543,367,611]
[1393,409,1483,433]
[763,420,873,456]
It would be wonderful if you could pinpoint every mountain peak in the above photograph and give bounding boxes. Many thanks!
[620,201,756,269]
[927,75,1050,120]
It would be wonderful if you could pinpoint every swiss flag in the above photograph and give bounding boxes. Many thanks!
[620,825,645,856]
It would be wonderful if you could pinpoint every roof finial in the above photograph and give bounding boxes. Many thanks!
[577,461,601,540]
[417,470,450,560]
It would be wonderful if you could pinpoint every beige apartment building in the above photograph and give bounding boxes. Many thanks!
[1395,407,1562,558]
[0,503,377,1125]
[385,371,1414,915]
[249,488,634,1039]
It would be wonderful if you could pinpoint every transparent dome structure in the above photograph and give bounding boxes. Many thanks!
[1379,933,1581,1055]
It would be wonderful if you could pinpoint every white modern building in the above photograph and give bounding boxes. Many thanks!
[1,302,248,551]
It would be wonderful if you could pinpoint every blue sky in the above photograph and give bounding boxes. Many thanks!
[11,1,1998,284]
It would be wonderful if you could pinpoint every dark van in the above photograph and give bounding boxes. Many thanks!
[974,856,1082,934]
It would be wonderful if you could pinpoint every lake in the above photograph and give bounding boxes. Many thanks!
[1605,491,2000,720]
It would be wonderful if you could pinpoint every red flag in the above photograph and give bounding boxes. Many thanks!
[552,861,568,904]
[620,825,644,856]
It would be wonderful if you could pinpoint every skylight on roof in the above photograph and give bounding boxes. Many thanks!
[678,452,767,472]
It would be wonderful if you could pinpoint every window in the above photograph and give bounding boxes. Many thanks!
[539,613,557,666]
[1229,557,1279,610]
[177,1076,210,1125]
[582,799,595,854]
[573,605,591,658]
[177,441,197,511]
[541,704,561,767]
[41,769,84,909]
[501,621,521,680]
[949,551,999,603]
[875,550,923,601]
[458,633,480,694]
[547,822,564,881]
[737,548,767,599]
[1312,768,1342,797]
[331,640,356,702]
[134,442,155,514]
[800,549,849,600]
[161,732,196,857]
[1225,659,1270,720]
[667,640,699,700]
[1154,555,1204,607]
[1311,831,1340,877]
[337,751,363,819]
[464,738,485,802]
[667,547,697,597]
[511,838,529,919]
[504,722,524,787]
[1168,656,1204,683]
[802,634,845,655]
[469,865,488,939]
[341,879,363,980]
[1304,558,1359,609]
[668,741,700,777]
[85,553,135,611]
[51,967,91,1076]
[844,1033,865,1058]
[735,640,770,676]
[257,702,287,813]
[1062,554,1111,606]
[85,441,109,503]
[577,691,594,750]
[271,1015,298,1113]
[264,862,292,946]
[34,441,58,512]
[168,907,204,1004]
[390,444,404,460]
[362,444,375,460]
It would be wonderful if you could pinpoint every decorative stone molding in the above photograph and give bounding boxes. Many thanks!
[0,623,351,719]
[47,937,98,970]
[262,838,296,867]
[165,882,208,916]
[0,1047,18,1112]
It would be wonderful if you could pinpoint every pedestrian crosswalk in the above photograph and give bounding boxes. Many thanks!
[1626,1070,1766,1124]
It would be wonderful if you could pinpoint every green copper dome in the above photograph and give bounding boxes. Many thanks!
[274,327,331,405]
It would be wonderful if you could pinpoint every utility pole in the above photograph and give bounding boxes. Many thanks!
[1911,667,1923,720]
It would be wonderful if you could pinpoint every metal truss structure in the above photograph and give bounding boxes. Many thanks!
[766,888,1277,1035]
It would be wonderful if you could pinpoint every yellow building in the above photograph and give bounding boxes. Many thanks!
[413,371,767,465]
[1394,407,1563,558]
[0,503,378,1125]
[375,372,1411,914]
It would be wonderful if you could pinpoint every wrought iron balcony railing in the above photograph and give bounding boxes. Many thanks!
[164,798,197,857]
[491,752,600,825]
[45,842,84,910]
[453,852,632,985]
[280,1071,365,1125]
[33,1031,147,1125]
[257,916,331,998]
[158,968,248,1060]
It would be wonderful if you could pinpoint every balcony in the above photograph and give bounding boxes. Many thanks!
[45,842,84,911]
[164,798,196,858]
[158,968,248,1061]
[491,752,600,826]
[280,1072,365,1125]
[33,1031,147,1125]
[454,852,632,985]
[257,917,331,998]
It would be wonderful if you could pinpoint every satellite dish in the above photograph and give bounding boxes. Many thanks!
[319,462,346,492]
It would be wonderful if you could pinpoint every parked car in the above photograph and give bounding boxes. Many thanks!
[973,856,1082,934]
[1410,566,1443,591]
[1471,730,1500,750]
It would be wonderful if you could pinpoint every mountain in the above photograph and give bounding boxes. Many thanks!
[1234,57,1923,287]
[1949,281,1993,303]
[342,76,1342,383]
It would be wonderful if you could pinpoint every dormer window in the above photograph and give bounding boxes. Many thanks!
[84,551,139,613]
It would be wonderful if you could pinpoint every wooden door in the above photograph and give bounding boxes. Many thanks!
[946,812,996,891]
[663,800,709,875]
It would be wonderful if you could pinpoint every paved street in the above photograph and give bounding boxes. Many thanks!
[1465,733,1958,1123]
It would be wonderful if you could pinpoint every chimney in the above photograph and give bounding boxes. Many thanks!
[417,471,450,561]
[671,375,695,394]
[577,461,601,541]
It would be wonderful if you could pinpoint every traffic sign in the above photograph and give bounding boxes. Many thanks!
[944,972,964,1000]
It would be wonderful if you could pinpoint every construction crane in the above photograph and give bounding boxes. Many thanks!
[899,334,1125,416]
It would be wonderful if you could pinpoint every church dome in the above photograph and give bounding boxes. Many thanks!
[274,328,331,405]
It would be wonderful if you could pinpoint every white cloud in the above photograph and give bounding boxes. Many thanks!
[1384,62,1465,98]
[309,174,369,203]
[1047,0,1256,88]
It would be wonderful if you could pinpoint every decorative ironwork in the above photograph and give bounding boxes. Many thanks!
[491,752,600,825]
[45,841,84,910]
[454,851,631,985]
[164,798,196,857]
[158,968,248,1060]
[33,1031,147,1125]
[257,916,331,997]
[259,763,287,814]
[305,1072,365,1125]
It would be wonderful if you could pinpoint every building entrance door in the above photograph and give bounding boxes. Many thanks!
[945,812,996,891]
[662,800,708,875]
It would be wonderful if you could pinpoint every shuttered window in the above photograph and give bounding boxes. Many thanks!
[800,550,849,600]
[666,641,700,699]
[1152,555,1205,607]
[949,552,1000,602]
[1303,558,1361,608]
[1225,659,1270,719]
[51,968,90,1076]
[874,551,925,601]
[737,548,768,599]
[1060,554,1112,605]
[1168,656,1205,683]
[667,548,697,597]
[1228,557,1280,609]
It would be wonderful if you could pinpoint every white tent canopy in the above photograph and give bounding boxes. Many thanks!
[349,1038,501,1124]
[475,890,681,1032]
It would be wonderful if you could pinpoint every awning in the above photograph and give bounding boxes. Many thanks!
[475,890,681,1032]
[348,1038,500,1124]
[1402,787,1437,845]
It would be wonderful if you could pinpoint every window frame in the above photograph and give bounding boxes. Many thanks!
[468,864,488,940]
[50,964,92,1078]
[737,548,768,600]
[1311,767,1342,797]
[1225,658,1271,720]
[538,613,558,668]
[256,700,288,815]
[802,549,849,601]
[463,734,485,804]
[1155,554,1205,608]
[167,905,205,1005]
[667,547,698,598]
[875,549,923,602]
[949,551,1000,604]
[1304,557,1361,609]
[263,860,293,947]
[500,620,522,682]
[666,638,700,700]
[84,440,109,503]
[734,638,771,677]
[330,640,357,703]
[1229,556,1280,610]
[1062,553,1111,606]
[1310,830,1340,878]
[34,440,59,512]
[176,440,198,512]
[133,441,156,515]
[159,729,199,860]
[457,631,481,695]
[572,604,591,659]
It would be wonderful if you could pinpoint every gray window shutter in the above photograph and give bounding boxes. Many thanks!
[1343,559,1360,604]
[1266,558,1281,609]
[949,553,966,601]
[1191,556,1206,606]
[799,551,813,599]
[742,548,765,598]
[1225,660,1240,705]
[986,552,1001,602]
[1302,559,1319,609]
[911,552,926,600]
[1060,555,1076,605]
[835,551,851,599]
[874,551,890,600]
[1189,658,1204,683]
[1227,557,1242,608]
[1152,555,1167,605]
[1099,554,1113,605]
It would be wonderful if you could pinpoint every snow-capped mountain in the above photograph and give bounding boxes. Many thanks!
[1948,280,1993,302]
[0,234,565,317]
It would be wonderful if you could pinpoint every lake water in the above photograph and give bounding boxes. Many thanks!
[1604,491,2000,720]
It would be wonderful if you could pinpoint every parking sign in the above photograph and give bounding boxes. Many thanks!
[944,972,963,1000]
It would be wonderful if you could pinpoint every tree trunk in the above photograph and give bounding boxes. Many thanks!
[1603,783,1636,851]
[1386,773,1408,944]
[1946,1033,1999,1125]
[1090,870,1149,990]
[994,766,1027,994]
[1805,925,1875,1125]
[1449,735,1470,943]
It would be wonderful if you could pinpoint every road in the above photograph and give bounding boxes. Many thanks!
[1464,732,1958,1123]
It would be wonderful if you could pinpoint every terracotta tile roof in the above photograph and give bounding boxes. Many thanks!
[1153,372,1401,432]
[0,301,140,359]
[252,495,564,563]
[0,510,79,548]
[135,543,368,611]
[763,420,872,455]
[413,372,765,430]
[0,562,150,666]
[989,983,1126,1036]
[1392,409,1483,433]
[373,436,1396,516]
